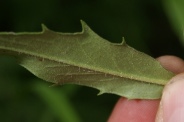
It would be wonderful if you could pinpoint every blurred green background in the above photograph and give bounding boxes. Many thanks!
[0,0,184,122]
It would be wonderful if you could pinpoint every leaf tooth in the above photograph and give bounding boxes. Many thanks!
[112,37,127,46]
[121,37,126,45]
[41,24,50,32]
[80,20,91,33]
[98,91,105,95]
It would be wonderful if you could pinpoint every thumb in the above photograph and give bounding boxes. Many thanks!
[156,73,184,122]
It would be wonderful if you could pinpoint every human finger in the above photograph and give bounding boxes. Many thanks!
[108,98,159,122]
[156,73,184,122]
[109,56,184,122]
[157,55,184,74]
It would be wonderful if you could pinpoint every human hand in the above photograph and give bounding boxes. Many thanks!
[108,56,184,122]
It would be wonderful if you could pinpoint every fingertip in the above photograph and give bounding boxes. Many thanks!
[157,55,184,74]
[108,98,159,122]
[156,73,184,122]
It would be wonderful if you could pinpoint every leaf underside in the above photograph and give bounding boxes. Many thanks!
[0,21,174,99]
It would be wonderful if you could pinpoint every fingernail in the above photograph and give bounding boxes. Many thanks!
[158,73,184,122]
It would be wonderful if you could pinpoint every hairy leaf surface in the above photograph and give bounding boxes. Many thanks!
[0,21,174,99]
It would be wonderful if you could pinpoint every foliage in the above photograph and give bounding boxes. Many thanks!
[163,0,184,44]
[0,21,174,99]
[0,0,183,122]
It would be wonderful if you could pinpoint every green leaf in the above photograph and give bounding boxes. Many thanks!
[0,21,174,99]
[163,0,184,42]
[33,81,81,122]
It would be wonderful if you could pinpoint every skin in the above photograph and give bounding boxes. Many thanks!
[108,55,184,122]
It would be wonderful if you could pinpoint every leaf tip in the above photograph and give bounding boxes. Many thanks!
[41,24,50,32]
